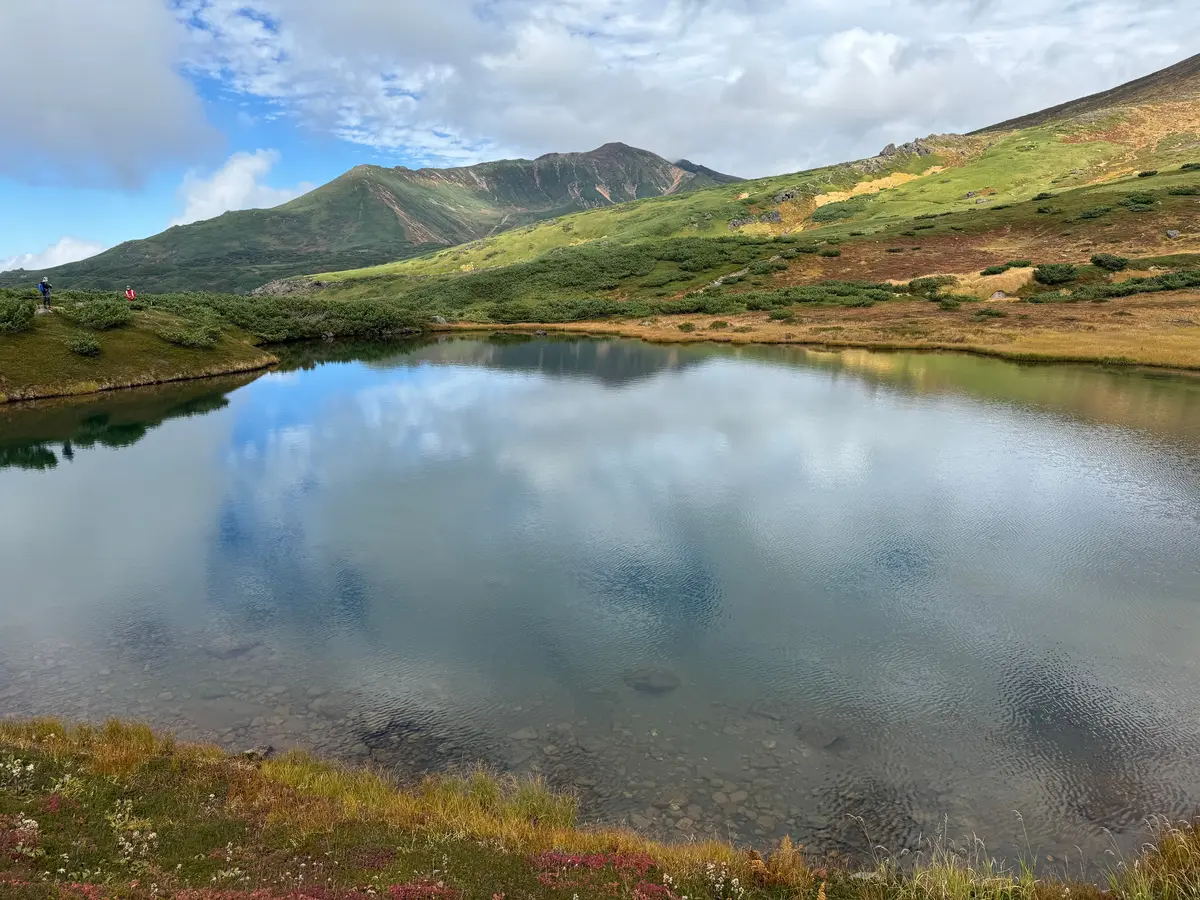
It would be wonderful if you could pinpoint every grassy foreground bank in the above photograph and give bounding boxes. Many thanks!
[2,720,1198,900]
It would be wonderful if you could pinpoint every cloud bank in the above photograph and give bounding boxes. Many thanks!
[0,237,107,273]
[0,0,216,186]
[177,0,1200,176]
[171,150,314,226]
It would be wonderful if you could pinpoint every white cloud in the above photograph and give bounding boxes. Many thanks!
[0,237,107,274]
[170,150,314,226]
[176,0,1200,177]
[0,0,215,186]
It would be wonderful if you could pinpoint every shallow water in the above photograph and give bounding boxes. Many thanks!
[3,336,1200,865]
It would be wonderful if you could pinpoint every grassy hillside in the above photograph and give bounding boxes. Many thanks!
[320,54,1200,285]
[0,144,738,295]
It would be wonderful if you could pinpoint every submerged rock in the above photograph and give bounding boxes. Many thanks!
[623,666,681,694]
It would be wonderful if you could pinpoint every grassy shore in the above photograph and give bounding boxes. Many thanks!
[467,289,1200,371]
[0,310,276,404]
[1,719,1198,900]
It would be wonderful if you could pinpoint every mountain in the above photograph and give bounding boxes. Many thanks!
[327,53,1200,284]
[0,143,739,294]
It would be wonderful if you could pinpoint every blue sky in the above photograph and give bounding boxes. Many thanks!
[1,0,1198,273]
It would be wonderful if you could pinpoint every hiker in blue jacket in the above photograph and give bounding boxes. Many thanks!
[37,277,52,309]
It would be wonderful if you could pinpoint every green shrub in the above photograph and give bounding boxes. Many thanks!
[1182,162,1200,171]
[0,296,36,333]
[768,311,796,323]
[708,320,729,330]
[1090,253,1129,271]
[1121,192,1155,211]
[980,265,1008,276]
[65,334,101,356]
[810,196,872,222]
[848,230,866,236]
[938,299,961,310]
[1007,259,1033,268]
[974,307,1008,318]
[1077,206,1111,220]
[909,275,958,297]
[886,247,904,253]
[1167,186,1200,196]
[1034,263,1078,285]
[1137,170,1158,177]
[818,249,841,258]
[1032,192,1055,201]
[794,245,821,254]
[156,321,221,348]
[61,297,132,330]
[677,321,696,332]
[1036,205,1059,215]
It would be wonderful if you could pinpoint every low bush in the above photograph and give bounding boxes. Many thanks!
[1032,192,1055,201]
[1090,253,1129,271]
[1007,259,1033,268]
[1036,205,1059,215]
[767,310,796,322]
[1077,206,1111,220]
[938,299,961,310]
[1034,263,1077,285]
[156,320,222,348]
[974,307,1008,318]
[909,275,958,297]
[1121,192,1156,211]
[1182,162,1200,171]
[708,320,729,330]
[810,195,872,222]
[818,248,841,258]
[677,321,696,332]
[980,265,1008,276]
[886,247,904,253]
[1137,170,1158,177]
[60,297,132,330]
[0,295,35,333]
[1167,186,1200,196]
[65,334,101,356]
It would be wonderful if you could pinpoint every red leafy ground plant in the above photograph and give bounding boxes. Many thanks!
[530,850,664,895]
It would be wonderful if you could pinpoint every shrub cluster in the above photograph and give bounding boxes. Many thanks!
[1034,263,1078,285]
[66,334,101,356]
[0,294,35,334]
[1090,253,1129,271]
[60,297,132,330]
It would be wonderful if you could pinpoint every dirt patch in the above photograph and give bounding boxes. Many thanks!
[810,166,946,211]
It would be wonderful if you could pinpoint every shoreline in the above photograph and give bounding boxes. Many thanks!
[2,716,1196,899]
[0,353,278,405]
[441,292,1200,374]
[5,291,1200,405]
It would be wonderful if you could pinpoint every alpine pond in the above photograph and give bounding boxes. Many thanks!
[2,336,1199,867]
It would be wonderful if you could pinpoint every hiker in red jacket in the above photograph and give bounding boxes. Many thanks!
[125,286,137,302]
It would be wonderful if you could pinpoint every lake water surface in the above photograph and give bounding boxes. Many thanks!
[3,336,1200,866]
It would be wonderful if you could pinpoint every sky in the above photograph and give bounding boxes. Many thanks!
[1,0,1198,273]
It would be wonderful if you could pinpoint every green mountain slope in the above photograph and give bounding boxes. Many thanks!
[322,54,1200,284]
[0,143,738,294]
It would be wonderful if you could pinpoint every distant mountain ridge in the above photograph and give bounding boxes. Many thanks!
[0,143,740,294]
